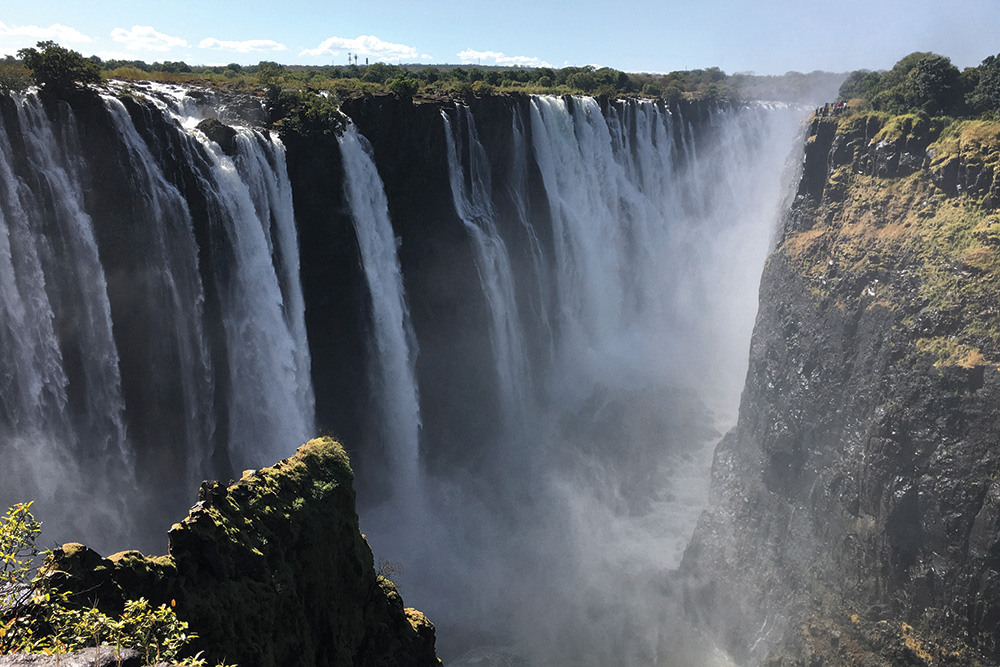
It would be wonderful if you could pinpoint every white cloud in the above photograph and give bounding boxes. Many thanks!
[199,38,287,53]
[0,21,92,44]
[458,49,552,68]
[300,35,426,62]
[110,25,188,52]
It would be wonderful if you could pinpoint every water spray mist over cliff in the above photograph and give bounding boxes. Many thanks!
[339,96,805,665]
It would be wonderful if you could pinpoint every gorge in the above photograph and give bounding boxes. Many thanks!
[0,82,805,664]
[8,75,996,667]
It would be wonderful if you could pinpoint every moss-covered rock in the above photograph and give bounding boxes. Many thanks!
[44,438,440,667]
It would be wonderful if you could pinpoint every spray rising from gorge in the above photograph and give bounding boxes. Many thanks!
[0,85,806,664]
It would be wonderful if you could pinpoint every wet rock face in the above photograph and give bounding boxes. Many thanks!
[683,113,1000,666]
[195,117,238,156]
[45,438,440,667]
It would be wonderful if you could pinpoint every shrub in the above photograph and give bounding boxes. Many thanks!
[567,70,597,92]
[641,82,661,97]
[361,62,402,84]
[471,80,494,95]
[594,83,617,99]
[278,90,345,137]
[0,63,31,92]
[0,502,232,665]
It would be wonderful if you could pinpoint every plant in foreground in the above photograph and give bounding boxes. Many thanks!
[0,502,235,666]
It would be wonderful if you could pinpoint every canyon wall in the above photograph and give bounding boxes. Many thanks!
[683,111,1000,666]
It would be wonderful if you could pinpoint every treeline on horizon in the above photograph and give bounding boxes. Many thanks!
[0,41,842,104]
[7,40,998,119]
[836,51,1000,118]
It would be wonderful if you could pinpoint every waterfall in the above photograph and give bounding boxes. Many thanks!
[337,123,422,498]
[442,106,530,434]
[100,95,215,488]
[184,125,314,467]
[0,94,131,543]
[343,96,805,665]
[1,83,805,665]
[0,88,314,551]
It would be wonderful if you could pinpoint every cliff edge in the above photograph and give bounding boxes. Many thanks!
[41,438,440,667]
[683,110,1000,666]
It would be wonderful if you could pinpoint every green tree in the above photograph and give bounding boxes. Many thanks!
[0,503,228,664]
[16,41,101,91]
[254,60,285,87]
[0,502,41,623]
[361,62,402,84]
[567,70,597,92]
[837,69,880,102]
[387,76,419,97]
[907,53,962,115]
[967,54,1000,116]
[0,62,31,93]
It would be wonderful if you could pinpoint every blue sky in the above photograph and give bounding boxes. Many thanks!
[1,0,997,75]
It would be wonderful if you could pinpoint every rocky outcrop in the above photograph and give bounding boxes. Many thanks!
[42,438,440,667]
[196,117,238,155]
[0,647,145,667]
[683,112,1000,665]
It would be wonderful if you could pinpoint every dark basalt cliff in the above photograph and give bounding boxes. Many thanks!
[683,112,1000,665]
[41,438,439,667]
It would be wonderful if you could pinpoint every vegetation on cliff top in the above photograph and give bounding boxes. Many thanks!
[782,99,1000,372]
[14,41,101,92]
[838,51,1000,119]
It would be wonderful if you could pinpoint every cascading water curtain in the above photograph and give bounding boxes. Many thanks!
[346,96,805,666]
[0,87,314,553]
